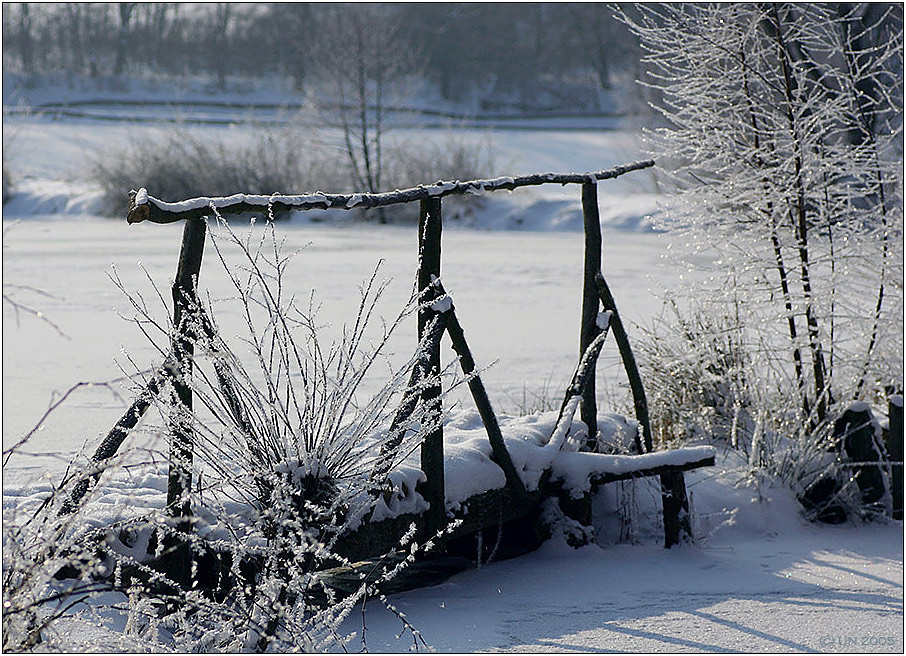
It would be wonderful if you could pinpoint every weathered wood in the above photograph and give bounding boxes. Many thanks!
[59,360,173,515]
[126,161,656,224]
[417,197,445,538]
[569,453,716,488]
[446,313,527,497]
[889,394,903,520]
[336,485,542,563]
[580,182,603,448]
[594,272,650,454]
[661,470,692,548]
[553,318,611,447]
[432,280,526,498]
[165,217,206,588]
[836,405,886,512]
[343,453,715,563]
[372,312,450,482]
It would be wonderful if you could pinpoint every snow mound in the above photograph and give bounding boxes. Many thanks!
[3,178,105,217]
[464,193,663,232]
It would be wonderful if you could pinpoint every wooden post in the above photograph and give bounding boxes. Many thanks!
[165,217,206,587]
[373,311,450,483]
[661,471,692,548]
[594,273,650,454]
[444,304,527,498]
[889,394,903,520]
[580,183,602,449]
[416,198,446,537]
[836,404,886,514]
[60,361,172,515]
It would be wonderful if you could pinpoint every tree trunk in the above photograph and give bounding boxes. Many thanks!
[113,3,135,76]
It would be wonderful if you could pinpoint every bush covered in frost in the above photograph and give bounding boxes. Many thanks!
[3,212,455,651]
[92,127,496,221]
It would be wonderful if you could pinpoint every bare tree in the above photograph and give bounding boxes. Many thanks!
[307,4,421,210]
[113,2,134,76]
[207,3,233,89]
[17,3,34,75]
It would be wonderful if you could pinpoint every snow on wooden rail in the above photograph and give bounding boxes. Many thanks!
[551,446,717,498]
[125,160,656,224]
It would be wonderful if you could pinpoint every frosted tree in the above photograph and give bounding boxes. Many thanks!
[620,3,903,444]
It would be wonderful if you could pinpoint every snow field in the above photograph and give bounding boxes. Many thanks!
[2,109,902,653]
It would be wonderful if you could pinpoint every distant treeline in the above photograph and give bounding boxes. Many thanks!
[1,3,643,110]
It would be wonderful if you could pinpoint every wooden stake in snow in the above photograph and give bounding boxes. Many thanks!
[417,197,446,538]
[164,216,206,587]
[580,182,603,447]
[889,394,903,520]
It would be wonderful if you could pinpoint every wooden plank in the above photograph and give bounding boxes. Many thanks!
[564,454,716,487]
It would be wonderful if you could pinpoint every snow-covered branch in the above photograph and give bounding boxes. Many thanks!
[125,160,655,224]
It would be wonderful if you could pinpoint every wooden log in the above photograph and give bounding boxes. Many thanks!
[336,485,541,563]
[165,216,206,588]
[835,404,886,511]
[552,318,611,448]
[579,182,602,448]
[565,452,716,488]
[594,272,650,454]
[126,161,656,224]
[59,360,173,515]
[417,197,445,538]
[372,312,450,482]
[431,280,526,498]
[661,470,692,548]
[889,394,903,520]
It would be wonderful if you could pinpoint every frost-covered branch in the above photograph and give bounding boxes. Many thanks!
[125,161,656,224]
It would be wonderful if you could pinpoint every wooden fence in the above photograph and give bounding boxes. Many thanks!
[63,159,722,589]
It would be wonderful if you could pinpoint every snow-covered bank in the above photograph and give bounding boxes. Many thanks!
[345,453,903,653]
[3,113,662,231]
[5,448,900,653]
[2,179,105,217]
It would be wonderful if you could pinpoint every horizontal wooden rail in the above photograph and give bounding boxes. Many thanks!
[126,160,655,224]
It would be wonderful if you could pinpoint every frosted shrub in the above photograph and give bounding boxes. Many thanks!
[5,211,450,650]
[127,211,449,650]
[622,4,903,518]
[3,485,110,651]
[92,128,346,217]
[638,300,753,452]
[93,127,499,222]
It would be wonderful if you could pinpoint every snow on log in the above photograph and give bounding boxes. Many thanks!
[125,161,656,224]
[550,445,717,498]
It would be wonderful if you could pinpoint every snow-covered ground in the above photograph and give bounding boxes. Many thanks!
[354,461,903,654]
[2,88,902,652]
